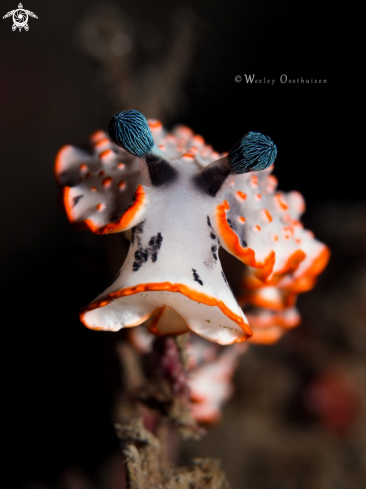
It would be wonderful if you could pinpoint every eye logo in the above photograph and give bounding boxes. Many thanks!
[3,3,38,32]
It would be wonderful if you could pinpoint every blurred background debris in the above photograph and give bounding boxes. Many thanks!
[76,3,203,122]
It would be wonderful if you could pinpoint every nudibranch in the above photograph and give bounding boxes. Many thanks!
[55,111,278,344]
[55,110,327,345]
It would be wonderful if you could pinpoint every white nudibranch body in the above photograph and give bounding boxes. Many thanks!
[55,110,329,345]
[80,158,251,345]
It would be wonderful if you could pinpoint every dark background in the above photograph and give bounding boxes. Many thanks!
[0,1,358,488]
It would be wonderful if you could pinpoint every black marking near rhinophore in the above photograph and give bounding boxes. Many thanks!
[108,110,177,187]
[211,244,218,261]
[73,195,83,207]
[192,269,204,286]
[228,131,277,174]
[132,231,164,271]
[194,161,231,197]
[145,153,178,187]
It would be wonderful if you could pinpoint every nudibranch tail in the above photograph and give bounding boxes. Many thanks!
[228,131,277,174]
[109,110,154,158]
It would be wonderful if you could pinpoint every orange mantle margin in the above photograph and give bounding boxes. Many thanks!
[80,281,253,339]
[215,200,275,277]
[64,184,146,235]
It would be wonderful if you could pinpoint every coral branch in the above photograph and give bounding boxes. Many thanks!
[115,418,229,489]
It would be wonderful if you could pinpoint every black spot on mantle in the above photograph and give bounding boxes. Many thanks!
[206,215,220,259]
[207,215,218,241]
[221,270,229,286]
[241,238,248,248]
[131,220,145,245]
[192,268,204,286]
[227,218,234,230]
[226,214,247,248]
[73,195,83,207]
[149,233,163,262]
[132,230,164,271]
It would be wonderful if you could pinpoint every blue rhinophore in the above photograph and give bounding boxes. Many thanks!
[108,110,154,158]
[228,131,277,174]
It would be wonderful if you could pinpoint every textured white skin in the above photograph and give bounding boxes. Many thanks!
[223,167,305,275]
[55,131,141,231]
[239,174,328,315]
[55,125,220,232]
[236,180,328,343]
[82,157,250,345]
[231,171,328,286]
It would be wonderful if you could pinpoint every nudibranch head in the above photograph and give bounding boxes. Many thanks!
[109,110,154,158]
[228,131,277,174]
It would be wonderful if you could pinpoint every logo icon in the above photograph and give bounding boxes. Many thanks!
[3,3,38,31]
[235,75,242,83]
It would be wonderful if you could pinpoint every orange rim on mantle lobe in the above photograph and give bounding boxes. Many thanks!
[80,281,253,340]
[63,184,146,235]
[215,200,275,277]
